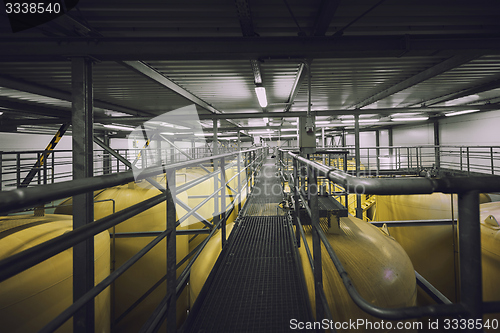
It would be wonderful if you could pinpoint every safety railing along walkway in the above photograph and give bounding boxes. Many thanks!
[183,156,313,333]
[278,148,500,332]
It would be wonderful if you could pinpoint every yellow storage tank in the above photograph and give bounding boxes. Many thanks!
[0,214,110,333]
[299,216,417,332]
[55,179,190,331]
[375,193,491,304]
[188,222,235,307]
[90,181,189,332]
[479,202,500,330]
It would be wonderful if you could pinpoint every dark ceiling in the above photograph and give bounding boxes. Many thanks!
[0,0,499,139]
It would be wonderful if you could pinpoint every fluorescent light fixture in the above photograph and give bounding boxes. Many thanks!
[249,130,272,135]
[341,119,380,124]
[391,116,429,122]
[195,133,213,136]
[316,121,330,125]
[255,87,268,108]
[444,109,479,117]
[103,124,135,131]
[390,112,423,117]
[220,136,239,140]
[279,134,299,138]
[161,132,175,135]
[280,128,298,132]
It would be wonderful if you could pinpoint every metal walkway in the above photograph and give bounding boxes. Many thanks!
[184,157,313,333]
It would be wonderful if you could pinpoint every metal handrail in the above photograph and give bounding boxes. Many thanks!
[278,148,500,324]
[0,148,261,214]
[287,151,500,195]
[0,147,265,332]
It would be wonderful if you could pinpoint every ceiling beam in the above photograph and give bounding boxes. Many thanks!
[284,62,306,112]
[120,61,242,129]
[88,103,500,122]
[311,0,341,36]
[1,36,499,61]
[0,74,153,117]
[417,77,500,107]
[234,0,263,96]
[121,61,221,115]
[350,53,482,109]
[0,98,69,118]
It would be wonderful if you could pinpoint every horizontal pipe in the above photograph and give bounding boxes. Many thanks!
[370,219,457,227]
[0,192,165,283]
[112,229,211,238]
[283,150,500,194]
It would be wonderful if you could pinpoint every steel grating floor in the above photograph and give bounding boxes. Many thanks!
[184,157,313,333]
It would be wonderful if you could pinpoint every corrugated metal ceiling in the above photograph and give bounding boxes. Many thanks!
[0,0,499,136]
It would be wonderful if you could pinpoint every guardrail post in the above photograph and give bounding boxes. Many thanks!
[71,56,95,333]
[491,147,495,175]
[467,147,470,175]
[293,158,301,246]
[458,190,482,331]
[220,157,227,248]
[237,152,242,211]
[166,170,177,332]
[309,163,323,322]
[16,153,20,188]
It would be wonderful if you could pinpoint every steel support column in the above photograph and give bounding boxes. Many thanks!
[376,129,380,173]
[388,127,394,168]
[103,132,111,174]
[434,120,441,170]
[166,170,177,332]
[354,114,362,219]
[309,164,322,321]
[458,191,482,331]
[71,57,94,333]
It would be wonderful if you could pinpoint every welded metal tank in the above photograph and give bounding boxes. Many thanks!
[375,193,491,304]
[299,215,417,332]
[0,214,110,333]
[90,181,189,332]
[188,222,235,307]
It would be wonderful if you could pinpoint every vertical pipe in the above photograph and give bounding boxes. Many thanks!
[458,191,482,331]
[165,170,177,332]
[71,57,94,333]
[434,120,441,170]
[354,114,362,219]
